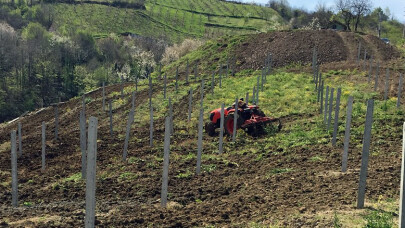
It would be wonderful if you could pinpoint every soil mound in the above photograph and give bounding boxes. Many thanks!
[234,30,400,70]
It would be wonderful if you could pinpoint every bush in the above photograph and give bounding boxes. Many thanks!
[161,39,204,65]
[364,210,393,228]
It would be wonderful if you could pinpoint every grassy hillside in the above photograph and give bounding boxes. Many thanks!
[1,53,404,226]
[47,0,283,41]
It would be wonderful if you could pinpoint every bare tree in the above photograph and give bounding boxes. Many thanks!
[314,2,333,28]
[351,0,372,31]
[335,0,353,31]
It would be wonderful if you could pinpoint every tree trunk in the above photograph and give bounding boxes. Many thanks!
[354,15,361,32]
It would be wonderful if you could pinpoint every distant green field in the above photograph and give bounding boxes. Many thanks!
[47,0,283,41]
[51,3,188,40]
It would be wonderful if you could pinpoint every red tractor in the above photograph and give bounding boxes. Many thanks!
[205,99,282,137]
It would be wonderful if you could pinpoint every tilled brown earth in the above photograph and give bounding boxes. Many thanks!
[0,63,403,227]
[233,30,400,71]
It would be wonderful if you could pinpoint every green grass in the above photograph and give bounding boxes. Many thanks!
[364,210,393,228]
[64,173,82,183]
[46,0,283,41]
[51,4,179,39]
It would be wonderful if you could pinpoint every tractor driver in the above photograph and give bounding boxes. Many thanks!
[231,98,247,110]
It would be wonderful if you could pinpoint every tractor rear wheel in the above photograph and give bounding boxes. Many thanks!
[224,112,243,135]
[205,122,216,136]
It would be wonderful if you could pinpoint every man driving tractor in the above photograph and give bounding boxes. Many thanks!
[206,98,281,137]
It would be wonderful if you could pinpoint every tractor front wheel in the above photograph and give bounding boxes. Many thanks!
[224,113,243,136]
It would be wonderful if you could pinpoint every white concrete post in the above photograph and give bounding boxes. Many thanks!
[219,103,225,154]
[161,117,171,207]
[357,99,374,209]
[11,130,18,207]
[342,96,354,172]
[85,117,98,228]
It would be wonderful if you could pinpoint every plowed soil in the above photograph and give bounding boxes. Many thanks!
[0,31,404,227]
[234,30,400,70]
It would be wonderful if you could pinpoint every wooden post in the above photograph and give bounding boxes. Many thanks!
[131,91,135,110]
[332,88,342,146]
[186,60,189,83]
[175,66,179,92]
[219,103,224,154]
[399,122,405,226]
[11,130,18,207]
[363,49,367,71]
[357,99,374,209]
[384,68,390,101]
[317,74,322,102]
[219,68,222,88]
[253,86,256,104]
[256,76,260,104]
[158,63,162,80]
[80,110,87,179]
[211,71,215,95]
[232,57,236,76]
[342,96,354,172]
[85,117,98,228]
[374,63,379,92]
[320,81,324,114]
[54,105,58,141]
[261,69,264,91]
[324,86,329,124]
[120,76,124,98]
[149,74,152,106]
[246,92,249,105]
[233,97,238,142]
[169,98,173,134]
[357,42,361,63]
[226,58,229,77]
[161,117,171,207]
[164,73,167,99]
[102,82,106,111]
[188,88,193,122]
[196,108,204,174]
[18,122,22,157]
[135,77,138,92]
[315,69,319,89]
[41,122,46,171]
[398,74,403,108]
[368,58,373,83]
[82,95,86,114]
[109,100,113,136]
[150,105,154,148]
[327,88,334,130]
[312,47,316,75]
[200,79,204,108]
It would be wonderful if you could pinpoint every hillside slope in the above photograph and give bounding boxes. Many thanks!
[0,30,404,226]
[165,30,401,75]
[46,0,284,41]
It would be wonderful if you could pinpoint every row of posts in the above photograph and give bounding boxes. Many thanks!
[313,49,404,212]
[9,53,277,227]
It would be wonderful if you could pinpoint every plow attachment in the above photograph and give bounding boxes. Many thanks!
[240,116,282,137]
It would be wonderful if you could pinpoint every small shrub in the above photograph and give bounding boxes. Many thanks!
[364,210,393,228]
[333,212,342,228]
[23,202,33,207]
[161,39,204,65]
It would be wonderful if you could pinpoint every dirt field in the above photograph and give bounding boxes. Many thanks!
[0,31,404,227]
[234,30,400,71]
